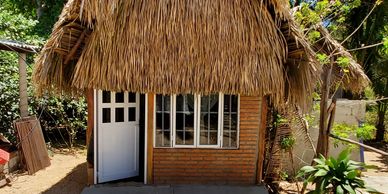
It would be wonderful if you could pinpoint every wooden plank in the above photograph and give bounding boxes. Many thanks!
[256,97,267,184]
[14,116,50,174]
[86,89,94,185]
[147,93,155,184]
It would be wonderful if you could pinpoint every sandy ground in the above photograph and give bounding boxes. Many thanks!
[364,150,388,176]
[0,150,87,194]
[363,150,388,193]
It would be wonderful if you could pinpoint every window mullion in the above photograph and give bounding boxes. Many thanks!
[219,93,223,147]
[195,94,200,147]
[183,95,186,145]
[172,95,175,147]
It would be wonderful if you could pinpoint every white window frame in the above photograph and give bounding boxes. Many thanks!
[173,94,198,148]
[195,94,223,148]
[154,93,240,149]
[153,95,173,148]
[220,94,240,149]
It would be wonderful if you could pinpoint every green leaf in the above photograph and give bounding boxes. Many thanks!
[300,166,316,173]
[336,185,344,194]
[346,170,357,179]
[313,158,325,165]
[314,169,328,177]
[343,184,356,194]
[338,149,350,162]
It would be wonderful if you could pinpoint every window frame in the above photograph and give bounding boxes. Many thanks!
[153,95,173,148]
[153,93,240,149]
[172,94,198,148]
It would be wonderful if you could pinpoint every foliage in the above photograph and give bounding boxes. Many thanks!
[274,114,289,128]
[297,149,381,194]
[336,56,350,69]
[345,0,388,141]
[280,171,290,181]
[316,53,329,65]
[364,87,376,100]
[0,0,86,147]
[280,135,296,150]
[0,51,20,140]
[332,123,377,141]
[30,96,87,147]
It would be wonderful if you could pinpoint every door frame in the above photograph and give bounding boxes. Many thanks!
[93,90,147,184]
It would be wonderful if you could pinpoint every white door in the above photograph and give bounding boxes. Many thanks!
[97,90,139,183]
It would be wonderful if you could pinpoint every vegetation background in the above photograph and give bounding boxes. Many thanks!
[0,0,86,147]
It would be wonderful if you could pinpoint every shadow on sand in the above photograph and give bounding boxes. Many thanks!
[42,162,87,194]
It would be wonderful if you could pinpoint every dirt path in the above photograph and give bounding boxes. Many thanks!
[363,150,388,193]
[1,150,87,194]
[364,150,388,176]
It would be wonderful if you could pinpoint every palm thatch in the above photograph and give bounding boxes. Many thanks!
[312,25,370,93]
[33,0,319,109]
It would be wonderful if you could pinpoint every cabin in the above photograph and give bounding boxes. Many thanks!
[33,0,320,185]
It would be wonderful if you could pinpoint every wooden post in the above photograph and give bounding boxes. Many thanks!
[256,97,267,184]
[86,89,94,185]
[18,53,28,118]
[147,93,155,184]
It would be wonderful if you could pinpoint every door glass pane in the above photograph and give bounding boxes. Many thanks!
[115,92,124,103]
[155,95,171,147]
[175,94,195,146]
[128,93,136,103]
[102,108,111,123]
[102,91,111,103]
[128,107,136,122]
[222,95,238,148]
[115,108,124,122]
[199,94,219,145]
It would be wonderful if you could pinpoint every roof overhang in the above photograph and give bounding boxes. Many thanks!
[0,39,40,54]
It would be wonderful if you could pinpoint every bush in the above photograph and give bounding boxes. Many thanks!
[297,149,381,194]
[0,51,87,147]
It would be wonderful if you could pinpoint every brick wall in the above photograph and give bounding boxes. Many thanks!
[153,96,262,185]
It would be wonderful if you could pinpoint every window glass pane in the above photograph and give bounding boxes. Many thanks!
[199,94,219,145]
[128,107,136,122]
[102,91,111,103]
[115,92,124,103]
[115,108,124,122]
[222,95,238,148]
[129,93,136,103]
[102,108,111,123]
[155,95,171,147]
[175,94,195,146]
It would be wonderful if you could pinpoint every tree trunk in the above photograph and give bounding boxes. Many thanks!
[316,61,333,158]
[36,0,43,19]
[375,101,387,142]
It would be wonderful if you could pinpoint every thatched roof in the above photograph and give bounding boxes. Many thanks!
[313,25,369,93]
[33,0,319,109]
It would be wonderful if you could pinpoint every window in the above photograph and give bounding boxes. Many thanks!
[154,93,239,148]
[222,95,238,148]
[175,94,195,146]
[155,95,171,147]
[199,94,220,146]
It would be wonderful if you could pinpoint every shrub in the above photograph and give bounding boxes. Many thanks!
[297,149,381,194]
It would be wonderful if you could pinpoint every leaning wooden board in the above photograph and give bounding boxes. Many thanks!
[14,116,50,174]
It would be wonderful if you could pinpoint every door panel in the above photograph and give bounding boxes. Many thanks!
[97,91,139,183]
